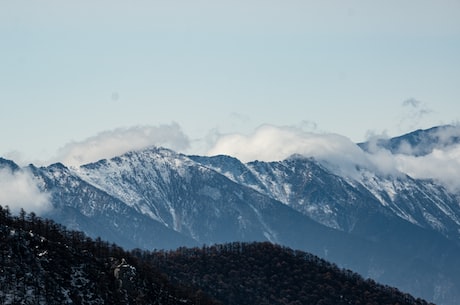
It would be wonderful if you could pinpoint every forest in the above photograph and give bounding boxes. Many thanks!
[0,205,219,305]
[145,242,433,305]
[0,205,434,305]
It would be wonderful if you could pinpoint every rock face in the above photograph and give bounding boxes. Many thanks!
[113,258,136,291]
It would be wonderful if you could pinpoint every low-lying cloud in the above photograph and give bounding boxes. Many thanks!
[206,124,460,192]
[207,125,358,163]
[206,124,386,178]
[55,123,190,166]
[0,168,52,215]
[21,121,460,194]
[395,144,460,193]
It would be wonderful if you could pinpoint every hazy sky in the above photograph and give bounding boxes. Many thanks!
[1,0,459,164]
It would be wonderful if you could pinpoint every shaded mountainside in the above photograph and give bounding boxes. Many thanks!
[0,205,220,305]
[0,207,433,305]
[29,161,197,250]
[190,154,460,245]
[146,242,433,305]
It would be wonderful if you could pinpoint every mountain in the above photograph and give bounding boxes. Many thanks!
[189,152,460,305]
[2,125,460,304]
[29,161,197,250]
[34,149,378,267]
[190,153,460,245]
[0,157,20,172]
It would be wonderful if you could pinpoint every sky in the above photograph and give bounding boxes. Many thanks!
[1,0,460,166]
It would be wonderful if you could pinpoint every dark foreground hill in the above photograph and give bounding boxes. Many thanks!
[0,205,431,305]
[0,205,219,305]
[146,242,434,305]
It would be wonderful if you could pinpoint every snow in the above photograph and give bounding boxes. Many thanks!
[423,212,446,231]
[52,145,460,252]
[198,186,222,201]
[247,202,278,244]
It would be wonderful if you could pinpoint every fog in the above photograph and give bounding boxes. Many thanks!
[0,167,51,215]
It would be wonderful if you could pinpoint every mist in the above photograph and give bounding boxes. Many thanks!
[0,167,51,215]
[206,124,460,191]
[395,143,460,193]
[54,123,190,167]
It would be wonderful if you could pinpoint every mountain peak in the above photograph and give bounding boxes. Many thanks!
[0,157,20,172]
[359,124,460,156]
[79,146,186,170]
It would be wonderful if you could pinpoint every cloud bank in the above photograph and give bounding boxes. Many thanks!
[206,124,360,162]
[55,123,190,166]
[0,168,51,215]
[206,125,386,178]
[206,124,460,192]
[32,121,460,193]
[395,144,460,192]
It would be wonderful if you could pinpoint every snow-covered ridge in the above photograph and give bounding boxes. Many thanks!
[191,150,460,242]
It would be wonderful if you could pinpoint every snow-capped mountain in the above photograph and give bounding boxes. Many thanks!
[27,161,197,250]
[191,153,460,245]
[2,125,460,305]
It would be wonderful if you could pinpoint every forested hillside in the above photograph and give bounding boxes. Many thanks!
[0,205,434,305]
[0,205,219,305]
[146,243,433,305]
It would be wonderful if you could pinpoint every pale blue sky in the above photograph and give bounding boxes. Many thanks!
[1,0,459,163]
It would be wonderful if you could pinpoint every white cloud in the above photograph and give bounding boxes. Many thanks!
[432,125,460,146]
[206,124,386,179]
[361,125,460,192]
[54,123,190,166]
[38,122,460,194]
[393,126,460,193]
[0,168,51,215]
[206,124,460,191]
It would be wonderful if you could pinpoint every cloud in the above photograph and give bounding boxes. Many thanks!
[49,122,460,193]
[402,97,422,108]
[206,124,391,179]
[0,168,52,215]
[432,124,460,146]
[206,124,460,192]
[392,125,460,192]
[395,145,460,192]
[55,123,190,166]
[360,125,460,192]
